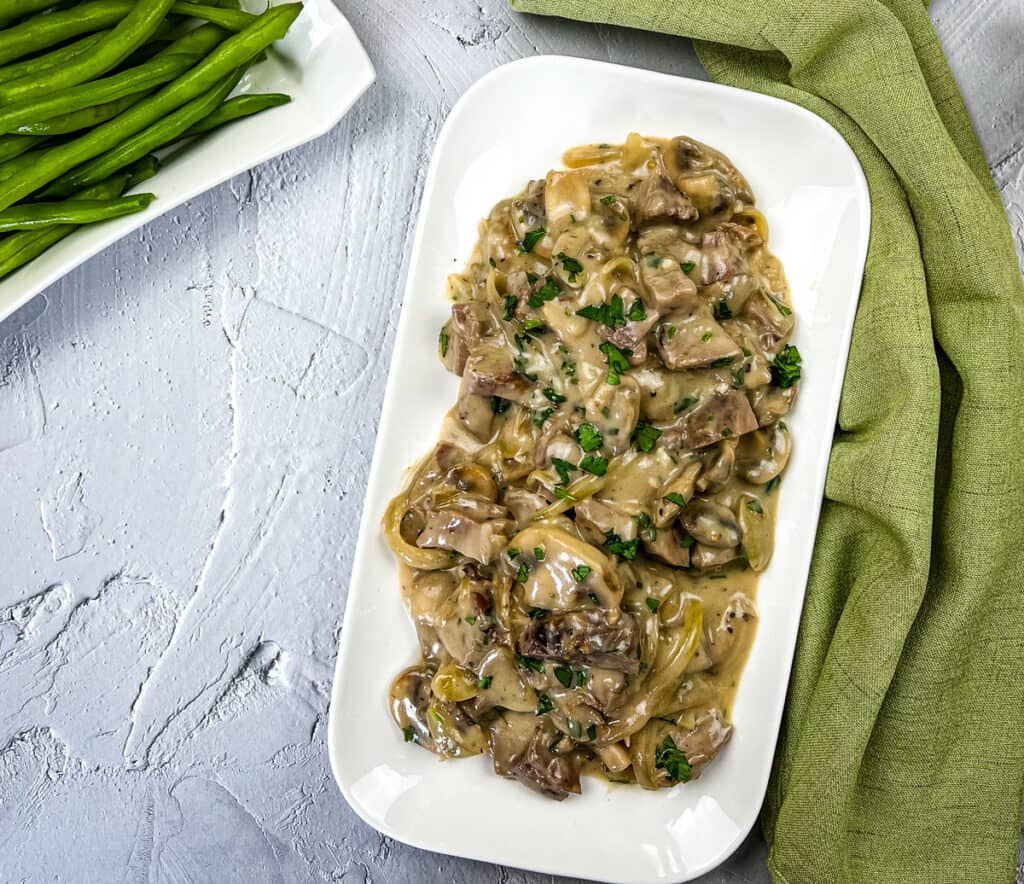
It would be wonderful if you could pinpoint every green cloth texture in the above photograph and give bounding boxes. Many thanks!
[507,2,1024,882]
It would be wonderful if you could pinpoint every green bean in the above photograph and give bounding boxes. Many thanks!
[170,3,255,30]
[0,194,155,233]
[0,147,46,184]
[46,71,243,197]
[0,0,64,28]
[0,0,178,104]
[0,32,108,84]
[0,0,253,66]
[0,133,42,163]
[0,173,134,280]
[0,3,302,211]
[124,155,161,189]
[184,92,291,137]
[13,93,147,137]
[0,25,225,136]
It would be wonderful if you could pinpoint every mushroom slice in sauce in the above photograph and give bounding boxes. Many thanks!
[384,132,800,799]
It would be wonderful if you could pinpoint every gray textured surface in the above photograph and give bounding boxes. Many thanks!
[1,1,1021,882]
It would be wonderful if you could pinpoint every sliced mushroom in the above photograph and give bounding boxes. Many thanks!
[677,170,735,223]
[456,385,494,441]
[390,666,486,758]
[545,169,591,229]
[696,438,738,494]
[510,179,547,243]
[748,385,797,427]
[502,487,551,528]
[679,499,741,548]
[415,510,512,564]
[642,526,691,568]
[735,422,791,484]
[671,708,733,778]
[706,592,757,668]
[584,375,640,456]
[469,647,537,714]
[488,710,539,776]
[574,497,638,547]
[508,720,582,800]
[689,543,742,571]
[655,460,701,527]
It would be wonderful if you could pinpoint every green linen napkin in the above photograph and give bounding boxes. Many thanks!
[508,2,1024,881]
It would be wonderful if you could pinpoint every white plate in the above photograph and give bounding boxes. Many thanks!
[329,56,869,884]
[0,0,375,323]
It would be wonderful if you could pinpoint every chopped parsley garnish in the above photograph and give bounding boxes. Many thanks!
[526,271,539,284]
[679,534,696,549]
[721,428,733,438]
[645,254,661,267]
[731,365,746,388]
[646,597,661,613]
[552,457,577,485]
[655,735,692,783]
[634,512,656,541]
[519,227,546,253]
[701,331,713,343]
[534,546,545,560]
[514,354,537,381]
[528,607,547,619]
[477,676,493,689]
[579,454,608,476]
[571,564,592,581]
[600,194,617,205]
[665,325,677,339]
[604,530,639,561]
[771,345,802,388]
[713,298,732,321]
[576,293,625,328]
[711,356,734,367]
[491,396,510,414]
[523,318,546,331]
[543,387,566,404]
[747,498,764,514]
[586,723,597,741]
[627,299,646,322]
[765,475,782,494]
[663,492,687,507]
[557,252,584,283]
[773,297,793,316]
[464,615,477,624]
[516,563,529,583]
[439,329,449,357]
[517,654,544,672]
[674,395,698,414]
[533,407,555,427]
[576,670,588,688]
[528,276,560,308]
[536,693,554,714]
[587,591,601,605]
[503,294,517,321]
[680,261,696,273]
[402,725,416,742]
[575,423,603,452]
[553,665,573,688]
[599,341,630,385]
[507,547,521,560]
[489,257,497,268]
[632,421,663,453]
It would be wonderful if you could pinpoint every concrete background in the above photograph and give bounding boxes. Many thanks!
[1,1,1021,881]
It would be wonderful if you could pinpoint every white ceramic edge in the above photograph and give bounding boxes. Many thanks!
[0,0,376,325]
[328,54,871,883]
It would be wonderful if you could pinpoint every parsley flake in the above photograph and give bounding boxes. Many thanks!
[604,530,639,561]
[771,345,802,388]
[663,492,687,507]
[520,227,546,253]
[579,454,608,476]
[632,421,663,453]
[599,341,630,385]
[557,252,584,283]
[571,564,592,581]
[575,423,603,452]
[655,735,692,783]
[646,597,661,613]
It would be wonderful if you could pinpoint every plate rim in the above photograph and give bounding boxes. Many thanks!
[328,53,870,883]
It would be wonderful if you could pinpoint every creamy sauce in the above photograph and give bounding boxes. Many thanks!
[383,133,800,799]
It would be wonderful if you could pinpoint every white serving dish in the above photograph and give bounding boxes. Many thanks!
[329,56,869,884]
[0,0,375,323]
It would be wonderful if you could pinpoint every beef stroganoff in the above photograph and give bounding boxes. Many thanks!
[384,133,801,800]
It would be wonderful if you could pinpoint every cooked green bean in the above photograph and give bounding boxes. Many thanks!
[124,155,161,188]
[0,133,42,163]
[164,3,254,30]
[0,0,253,66]
[0,25,225,135]
[13,93,147,137]
[0,32,108,84]
[0,3,302,211]
[0,0,64,29]
[0,147,45,183]
[184,92,291,137]
[46,71,243,197]
[0,194,155,232]
[0,173,133,280]
[0,0,177,103]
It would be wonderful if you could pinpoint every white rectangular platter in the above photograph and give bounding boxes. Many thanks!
[329,55,869,884]
[0,0,375,324]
